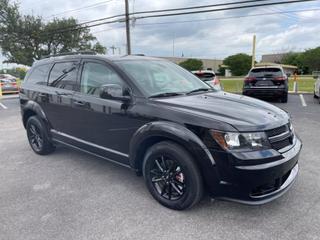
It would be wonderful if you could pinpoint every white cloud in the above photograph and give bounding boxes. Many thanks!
[2,0,320,65]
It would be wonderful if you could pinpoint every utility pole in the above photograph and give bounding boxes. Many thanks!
[251,34,256,68]
[125,0,131,55]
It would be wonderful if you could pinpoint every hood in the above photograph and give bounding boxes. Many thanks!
[152,91,289,132]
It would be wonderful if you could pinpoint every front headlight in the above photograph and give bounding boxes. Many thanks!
[210,130,270,151]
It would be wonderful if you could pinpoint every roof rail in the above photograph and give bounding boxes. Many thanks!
[41,51,97,59]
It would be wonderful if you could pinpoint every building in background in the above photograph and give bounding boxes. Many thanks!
[160,56,223,72]
[261,52,301,64]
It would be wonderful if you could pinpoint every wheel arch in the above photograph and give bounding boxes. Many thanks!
[22,100,50,129]
[129,121,216,176]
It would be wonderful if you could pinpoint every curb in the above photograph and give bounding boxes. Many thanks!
[0,94,19,100]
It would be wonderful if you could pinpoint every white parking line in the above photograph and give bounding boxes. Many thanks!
[299,94,307,107]
[0,102,8,109]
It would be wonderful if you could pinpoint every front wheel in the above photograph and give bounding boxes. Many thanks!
[143,141,203,210]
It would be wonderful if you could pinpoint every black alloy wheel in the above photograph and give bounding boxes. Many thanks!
[28,123,43,152]
[150,155,186,201]
[143,141,203,210]
[26,116,56,155]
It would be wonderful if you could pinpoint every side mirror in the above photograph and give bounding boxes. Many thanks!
[99,84,131,102]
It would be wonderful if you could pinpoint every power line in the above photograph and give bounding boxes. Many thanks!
[134,8,320,26]
[88,7,320,35]
[131,0,272,15]
[47,0,268,31]
[46,0,316,35]
[47,0,117,18]
[133,0,316,20]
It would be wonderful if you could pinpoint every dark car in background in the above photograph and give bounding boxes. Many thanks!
[0,78,19,94]
[243,66,289,102]
[19,54,301,210]
[192,70,222,91]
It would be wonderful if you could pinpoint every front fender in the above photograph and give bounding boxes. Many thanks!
[129,121,219,185]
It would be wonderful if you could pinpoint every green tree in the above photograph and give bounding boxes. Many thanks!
[0,0,106,66]
[301,47,320,72]
[223,53,252,76]
[179,59,203,71]
[281,52,306,73]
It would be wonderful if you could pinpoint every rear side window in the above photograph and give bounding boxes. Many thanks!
[48,62,78,90]
[250,68,282,77]
[26,64,51,85]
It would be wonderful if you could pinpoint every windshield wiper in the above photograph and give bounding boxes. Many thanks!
[187,88,211,95]
[149,92,184,98]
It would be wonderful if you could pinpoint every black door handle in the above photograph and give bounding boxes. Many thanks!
[38,93,47,97]
[74,100,86,106]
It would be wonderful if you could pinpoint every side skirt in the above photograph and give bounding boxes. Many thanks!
[52,138,132,169]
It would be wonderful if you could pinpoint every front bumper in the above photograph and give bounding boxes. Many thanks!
[208,137,302,205]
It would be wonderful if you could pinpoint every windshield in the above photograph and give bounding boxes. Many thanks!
[116,60,211,97]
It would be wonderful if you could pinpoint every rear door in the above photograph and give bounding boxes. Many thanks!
[249,68,285,87]
[43,61,80,134]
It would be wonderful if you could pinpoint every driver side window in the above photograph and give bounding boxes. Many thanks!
[80,62,124,97]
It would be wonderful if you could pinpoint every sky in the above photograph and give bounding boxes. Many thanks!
[1,0,320,67]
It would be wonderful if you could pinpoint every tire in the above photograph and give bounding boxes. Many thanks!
[281,93,288,103]
[26,116,55,155]
[314,91,319,99]
[142,141,203,210]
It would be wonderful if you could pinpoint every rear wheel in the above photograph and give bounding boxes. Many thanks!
[281,93,288,103]
[143,141,203,210]
[26,116,55,155]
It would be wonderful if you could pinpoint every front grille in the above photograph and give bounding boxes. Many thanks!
[266,124,293,151]
[272,138,291,150]
[266,125,288,137]
[251,169,291,197]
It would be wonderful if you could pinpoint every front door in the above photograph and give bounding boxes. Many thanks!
[69,60,142,165]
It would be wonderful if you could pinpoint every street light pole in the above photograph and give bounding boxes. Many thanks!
[125,0,131,55]
[252,34,256,68]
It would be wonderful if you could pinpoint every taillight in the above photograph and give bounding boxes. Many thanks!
[274,76,286,81]
[245,77,256,82]
[212,77,220,85]
[12,82,17,86]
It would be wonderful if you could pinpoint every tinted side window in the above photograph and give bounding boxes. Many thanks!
[27,64,51,85]
[48,62,78,90]
[80,62,124,96]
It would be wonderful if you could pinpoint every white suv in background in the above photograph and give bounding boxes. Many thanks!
[192,70,222,91]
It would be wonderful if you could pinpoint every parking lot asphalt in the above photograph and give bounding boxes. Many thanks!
[0,94,319,240]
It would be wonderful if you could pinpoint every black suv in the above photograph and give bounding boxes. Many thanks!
[243,66,289,102]
[20,54,301,210]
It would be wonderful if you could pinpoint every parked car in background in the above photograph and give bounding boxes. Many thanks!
[20,54,301,210]
[0,77,19,94]
[192,70,222,91]
[242,66,289,103]
[313,73,320,104]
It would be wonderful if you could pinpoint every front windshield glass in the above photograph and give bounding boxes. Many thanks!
[116,60,211,96]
